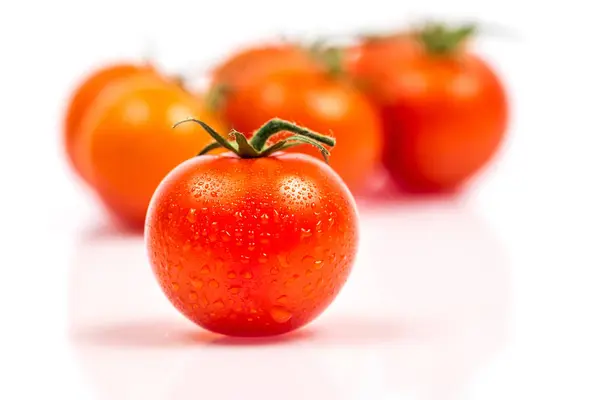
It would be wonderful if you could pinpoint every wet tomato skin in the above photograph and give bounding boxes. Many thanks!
[145,152,359,337]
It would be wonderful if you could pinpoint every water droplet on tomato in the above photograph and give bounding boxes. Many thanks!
[171,282,179,291]
[191,279,203,289]
[227,271,236,279]
[300,228,312,238]
[187,209,197,223]
[270,267,279,275]
[258,253,268,264]
[270,306,292,323]
[313,259,324,269]
[276,295,288,304]
[189,292,198,302]
[213,299,225,309]
[302,255,315,266]
[228,286,241,295]
[209,279,220,288]
[303,283,313,293]
[278,254,291,268]
[315,220,323,233]
[201,295,209,307]
[242,271,253,279]
[200,265,210,274]
[247,243,256,252]
[220,230,231,242]
[260,213,269,224]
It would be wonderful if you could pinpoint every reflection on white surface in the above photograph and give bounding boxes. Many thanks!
[67,200,511,400]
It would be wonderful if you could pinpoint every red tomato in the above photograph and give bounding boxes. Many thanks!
[221,69,383,195]
[63,62,155,183]
[348,25,509,192]
[145,118,359,337]
[78,74,227,229]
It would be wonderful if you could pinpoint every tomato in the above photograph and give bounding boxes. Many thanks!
[145,118,359,337]
[63,62,155,183]
[78,74,227,229]
[209,43,320,94]
[220,69,383,195]
[348,24,509,192]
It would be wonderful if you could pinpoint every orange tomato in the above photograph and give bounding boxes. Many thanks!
[77,74,227,229]
[221,69,383,195]
[63,62,155,183]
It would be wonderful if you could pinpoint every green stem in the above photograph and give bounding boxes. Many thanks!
[173,117,336,163]
[418,22,476,55]
[305,41,346,79]
[250,118,335,151]
[205,83,231,113]
[173,118,238,153]
[197,141,224,156]
[261,135,331,163]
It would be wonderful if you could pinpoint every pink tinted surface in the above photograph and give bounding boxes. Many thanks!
[67,200,510,399]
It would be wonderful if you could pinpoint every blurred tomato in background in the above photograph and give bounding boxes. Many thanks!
[66,67,226,229]
[60,22,510,224]
[346,23,509,193]
[207,42,383,196]
[214,69,383,195]
[63,62,157,184]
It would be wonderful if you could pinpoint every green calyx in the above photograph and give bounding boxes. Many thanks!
[173,118,336,163]
[204,83,231,113]
[417,22,477,55]
[305,41,346,79]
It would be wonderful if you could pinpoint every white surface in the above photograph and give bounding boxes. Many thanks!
[1,0,600,399]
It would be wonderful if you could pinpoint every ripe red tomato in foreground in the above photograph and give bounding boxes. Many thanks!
[348,24,509,193]
[145,118,359,337]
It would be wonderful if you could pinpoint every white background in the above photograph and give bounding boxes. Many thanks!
[1,0,600,399]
